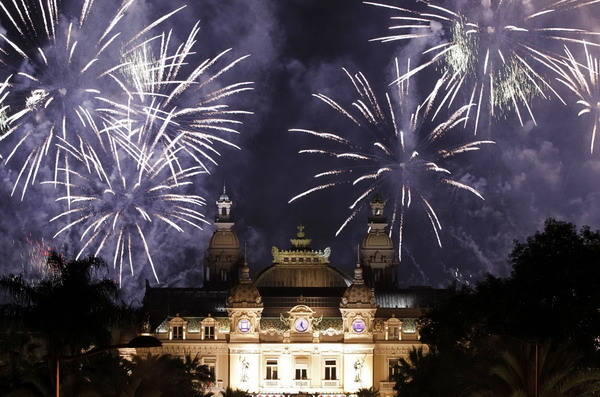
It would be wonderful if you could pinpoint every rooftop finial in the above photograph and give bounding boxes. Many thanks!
[241,246,250,282]
[354,244,363,283]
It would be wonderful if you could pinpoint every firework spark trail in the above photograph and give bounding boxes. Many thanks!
[98,23,254,178]
[0,1,254,285]
[22,234,55,275]
[46,146,209,285]
[553,44,600,152]
[0,0,186,198]
[290,67,494,260]
[366,0,600,134]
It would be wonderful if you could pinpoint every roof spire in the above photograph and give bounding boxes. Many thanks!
[354,245,364,284]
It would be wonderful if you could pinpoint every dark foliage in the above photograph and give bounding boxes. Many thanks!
[395,219,600,395]
[128,353,214,397]
[0,252,138,357]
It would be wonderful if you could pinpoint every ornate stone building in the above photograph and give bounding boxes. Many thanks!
[136,190,444,397]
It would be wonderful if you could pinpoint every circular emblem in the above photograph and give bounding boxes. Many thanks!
[352,318,366,333]
[294,317,309,332]
[237,318,251,333]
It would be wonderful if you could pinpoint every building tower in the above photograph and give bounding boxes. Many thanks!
[227,261,263,392]
[203,185,242,288]
[340,261,377,342]
[339,260,377,391]
[360,194,398,287]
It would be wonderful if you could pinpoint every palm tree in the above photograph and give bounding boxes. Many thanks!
[0,252,138,394]
[466,341,600,397]
[356,386,380,397]
[129,353,210,397]
[182,353,215,391]
[220,387,251,397]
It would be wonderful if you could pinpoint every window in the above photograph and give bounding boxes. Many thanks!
[173,326,183,339]
[374,269,383,282]
[389,325,400,340]
[204,325,215,340]
[204,359,216,379]
[295,368,307,380]
[295,358,308,380]
[266,359,278,380]
[388,358,400,381]
[324,359,337,380]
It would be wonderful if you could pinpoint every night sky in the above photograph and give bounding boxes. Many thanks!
[1,0,599,301]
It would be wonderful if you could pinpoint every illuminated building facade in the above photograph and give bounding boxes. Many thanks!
[136,190,444,396]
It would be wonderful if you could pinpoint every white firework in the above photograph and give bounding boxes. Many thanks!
[47,144,208,285]
[290,67,493,260]
[0,0,185,198]
[366,0,600,134]
[554,44,600,153]
[98,23,254,178]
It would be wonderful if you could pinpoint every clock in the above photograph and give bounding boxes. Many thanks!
[352,319,366,333]
[237,318,251,333]
[294,317,309,332]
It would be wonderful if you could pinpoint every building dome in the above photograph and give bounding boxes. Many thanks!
[362,231,393,249]
[341,265,376,308]
[209,230,240,249]
[255,225,352,288]
[256,264,351,288]
[228,264,262,308]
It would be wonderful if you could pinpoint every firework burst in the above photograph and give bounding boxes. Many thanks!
[290,67,493,260]
[0,0,184,198]
[47,145,209,285]
[553,44,600,153]
[366,0,600,134]
[98,23,254,177]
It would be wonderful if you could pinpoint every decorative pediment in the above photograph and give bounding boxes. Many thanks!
[288,304,315,316]
[279,305,323,335]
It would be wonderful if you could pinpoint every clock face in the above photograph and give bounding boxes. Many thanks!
[352,319,366,333]
[294,317,309,332]
[237,319,251,333]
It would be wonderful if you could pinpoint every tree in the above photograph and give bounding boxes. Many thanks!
[420,219,600,364]
[393,347,475,397]
[220,387,251,397]
[506,220,600,362]
[356,386,380,397]
[395,219,600,395]
[128,353,213,397]
[465,341,600,397]
[0,253,138,393]
[182,352,215,390]
[0,331,45,395]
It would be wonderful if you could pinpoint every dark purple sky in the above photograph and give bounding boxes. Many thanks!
[1,0,599,301]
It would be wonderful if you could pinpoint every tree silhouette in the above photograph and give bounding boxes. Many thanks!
[0,252,137,393]
[128,353,213,397]
[465,341,600,397]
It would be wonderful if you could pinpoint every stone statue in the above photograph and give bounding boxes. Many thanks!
[240,357,249,382]
[354,358,364,383]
